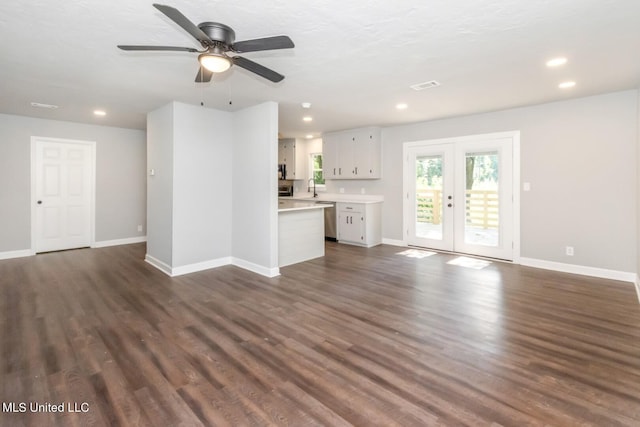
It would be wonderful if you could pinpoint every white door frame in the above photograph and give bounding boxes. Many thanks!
[30,136,97,254]
[403,131,521,263]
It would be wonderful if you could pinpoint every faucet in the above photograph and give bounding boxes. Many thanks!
[308,177,318,198]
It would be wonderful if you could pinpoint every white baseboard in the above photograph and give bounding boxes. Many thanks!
[382,238,406,247]
[0,249,32,261]
[520,257,636,283]
[635,276,640,304]
[232,257,280,278]
[171,257,232,277]
[144,253,280,278]
[144,254,173,276]
[93,236,147,248]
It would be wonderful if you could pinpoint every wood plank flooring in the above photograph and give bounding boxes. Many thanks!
[1,242,639,426]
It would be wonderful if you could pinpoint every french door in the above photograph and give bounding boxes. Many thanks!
[32,137,95,253]
[405,134,515,260]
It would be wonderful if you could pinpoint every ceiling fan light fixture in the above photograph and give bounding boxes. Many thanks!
[199,52,232,73]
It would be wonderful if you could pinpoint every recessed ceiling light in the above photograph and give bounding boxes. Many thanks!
[306,134,313,139]
[94,110,107,116]
[302,116,313,122]
[396,103,408,110]
[546,57,568,67]
[30,102,59,109]
[301,102,311,109]
[558,81,576,89]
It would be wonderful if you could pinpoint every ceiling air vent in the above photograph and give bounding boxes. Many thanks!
[410,80,441,91]
[30,102,59,109]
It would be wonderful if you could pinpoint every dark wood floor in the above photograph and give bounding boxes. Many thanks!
[1,242,639,426]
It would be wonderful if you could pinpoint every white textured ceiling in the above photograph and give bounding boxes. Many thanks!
[1,0,639,137]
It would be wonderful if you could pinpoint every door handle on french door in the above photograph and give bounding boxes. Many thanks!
[447,203,452,207]
[37,200,42,205]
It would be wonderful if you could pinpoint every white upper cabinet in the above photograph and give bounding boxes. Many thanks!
[278,138,307,180]
[322,127,381,180]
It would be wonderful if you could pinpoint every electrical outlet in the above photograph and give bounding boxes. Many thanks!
[137,225,143,232]
[361,188,365,194]
[565,246,574,256]
[339,188,345,194]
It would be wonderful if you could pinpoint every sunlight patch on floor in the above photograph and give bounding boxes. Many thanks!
[447,256,492,269]
[396,249,437,259]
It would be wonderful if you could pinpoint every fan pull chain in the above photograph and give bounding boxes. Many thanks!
[200,68,205,107]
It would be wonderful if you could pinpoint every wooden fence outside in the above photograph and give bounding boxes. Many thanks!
[416,188,499,229]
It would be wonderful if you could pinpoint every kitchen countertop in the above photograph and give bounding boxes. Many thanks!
[278,199,332,213]
[279,193,384,204]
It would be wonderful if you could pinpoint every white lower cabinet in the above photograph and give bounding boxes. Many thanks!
[337,202,382,247]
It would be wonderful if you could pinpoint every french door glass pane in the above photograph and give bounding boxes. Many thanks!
[464,152,499,247]
[416,155,443,240]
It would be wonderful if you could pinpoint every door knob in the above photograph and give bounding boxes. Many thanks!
[447,203,452,207]
[37,200,42,205]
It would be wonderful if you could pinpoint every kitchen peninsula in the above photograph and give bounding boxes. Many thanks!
[278,199,329,267]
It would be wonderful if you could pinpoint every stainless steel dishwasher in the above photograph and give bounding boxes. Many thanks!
[315,201,336,241]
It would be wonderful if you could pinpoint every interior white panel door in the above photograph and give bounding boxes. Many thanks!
[34,139,93,253]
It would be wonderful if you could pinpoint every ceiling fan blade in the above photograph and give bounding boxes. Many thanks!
[233,35,294,53]
[153,3,212,46]
[195,66,213,83]
[232,56,284,82]
[118,45,198,52]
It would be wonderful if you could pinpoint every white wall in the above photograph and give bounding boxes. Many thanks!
[96,127,147,242]
[172,102,232,267]
[232,102,279,275]
[146,104,174,266]
[0,113,146,253]
[146,101,277,277]
[325,90,637,274]
[637,88,640,293]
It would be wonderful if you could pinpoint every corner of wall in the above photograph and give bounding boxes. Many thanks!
[231,101,279,272]
[637,87,640,304]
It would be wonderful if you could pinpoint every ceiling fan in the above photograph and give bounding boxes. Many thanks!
[118,3,294,83]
